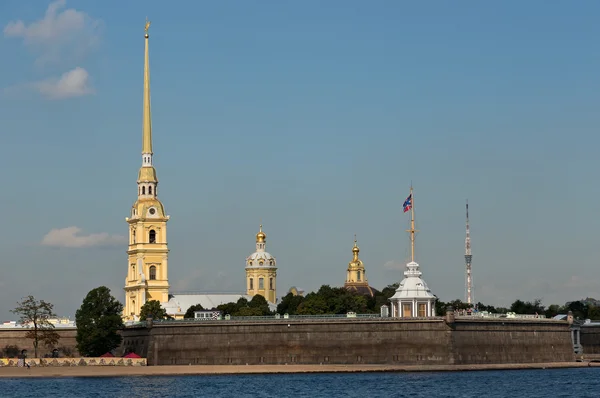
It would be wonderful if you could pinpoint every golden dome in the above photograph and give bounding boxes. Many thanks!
[352,235,360,254]
[256,224,266,243]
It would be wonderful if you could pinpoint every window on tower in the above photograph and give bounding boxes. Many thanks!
[357,271,361,281]
[269,278,273,290]
[149,266,156,280]
[259,278,264,290]
[149,229,156,243]
[149,186,153,195]
[249,278,254,290]
[142,186,146,195]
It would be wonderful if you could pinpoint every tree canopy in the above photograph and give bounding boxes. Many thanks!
[187,285,600,321]
[11,295,60,358]
[75,286,124,357]
[140,300,171,320]
[184,304,205,319]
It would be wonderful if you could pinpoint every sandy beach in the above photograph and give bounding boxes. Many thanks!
[0,362,597,378]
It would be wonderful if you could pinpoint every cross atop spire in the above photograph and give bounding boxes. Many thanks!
[142,18,153,161]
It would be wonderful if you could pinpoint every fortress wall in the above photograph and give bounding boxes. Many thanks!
[450,319,575,364]
[580,325,600,354]
[121,318,575,366]
[0,328,79,357]
[124,319,452,366]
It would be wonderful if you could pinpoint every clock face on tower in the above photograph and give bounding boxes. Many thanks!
[149,208,156,215]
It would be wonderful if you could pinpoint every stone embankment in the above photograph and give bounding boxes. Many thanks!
[0,362,597,378]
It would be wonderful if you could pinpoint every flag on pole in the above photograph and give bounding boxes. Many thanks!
[403,194,412,213]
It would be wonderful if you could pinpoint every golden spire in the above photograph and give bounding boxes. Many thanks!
[405,185,419,262]
[352,234,359,260]
[142,17,152,155]
[256,224,266,243]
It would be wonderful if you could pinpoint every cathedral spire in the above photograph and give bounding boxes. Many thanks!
[137,18,158,199]
[142,17,153,164]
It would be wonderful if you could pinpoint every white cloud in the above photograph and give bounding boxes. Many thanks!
[383,260,405,270]
[3,0,101,65]
[33,67,93,99]
[41,226,126,248]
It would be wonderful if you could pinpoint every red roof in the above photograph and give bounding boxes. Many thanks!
[123,352,142,358]
[100,352,114,357]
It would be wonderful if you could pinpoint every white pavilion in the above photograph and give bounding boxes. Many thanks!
[388,187,437,317]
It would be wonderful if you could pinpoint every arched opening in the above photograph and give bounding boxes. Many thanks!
[259,277,264,290]
[249,278,254,290]
[132,230,136,244]
[149,186,153,195]
[357,271,361,281]
[269,277,273,290]
[149,229,156,243]
[142,186,146,195]
[149,266,156,280]
[269,260,273,266]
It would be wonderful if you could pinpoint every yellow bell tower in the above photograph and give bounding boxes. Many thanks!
[123,19,170,321]
[345,235,367,286]
[245,225,278,303]
[344,235,375,296]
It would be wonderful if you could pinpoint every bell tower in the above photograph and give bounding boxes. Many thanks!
[245,225,278,303]
[344,235,368,287]
[123,19,170,321]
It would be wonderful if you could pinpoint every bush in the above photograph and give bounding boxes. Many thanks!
[2,345,20,357]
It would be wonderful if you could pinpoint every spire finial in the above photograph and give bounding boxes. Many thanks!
[352,235,359,257]
[141,19,153,159]
[256,224,266,243]
[145,17,151,34]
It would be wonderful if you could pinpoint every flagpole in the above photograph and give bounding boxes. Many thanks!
[410,185,415,262]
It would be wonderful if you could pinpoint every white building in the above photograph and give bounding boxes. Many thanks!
[389,261,436,317]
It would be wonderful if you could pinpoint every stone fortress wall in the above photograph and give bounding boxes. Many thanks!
[0,311,580,366]
[120,311,575,366]
[0,328,79,357]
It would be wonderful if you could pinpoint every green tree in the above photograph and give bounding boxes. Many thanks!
[75,286,124,357]
[545,304,561,319]
[587,305,600,320]
[140,300,170,320]
[237,306,264,316]
[184,304,205,319]
[296,294,328,315]
[435,297,447,316]
[11,295,60,358]
[277,293,305,315]
[510,299,545,315]
[248,295,272,315]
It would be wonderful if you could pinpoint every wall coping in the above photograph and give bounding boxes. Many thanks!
[0,357,146,367]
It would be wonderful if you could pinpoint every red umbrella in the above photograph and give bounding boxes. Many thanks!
[100,352,115,357]
[123,352,142,358]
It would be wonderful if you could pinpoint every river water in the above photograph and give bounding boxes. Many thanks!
[0,368,597,397]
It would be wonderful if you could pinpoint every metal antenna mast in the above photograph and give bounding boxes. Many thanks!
[465,200,473,305]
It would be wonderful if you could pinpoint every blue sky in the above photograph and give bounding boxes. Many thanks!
[0,0,599,320]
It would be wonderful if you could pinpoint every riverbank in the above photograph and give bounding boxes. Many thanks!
[0,362,598,378]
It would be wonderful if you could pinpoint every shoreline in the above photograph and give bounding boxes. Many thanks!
[0,362,598,378]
